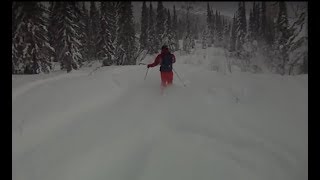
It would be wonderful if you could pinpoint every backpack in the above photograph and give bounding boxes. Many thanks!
[160,53,173,72]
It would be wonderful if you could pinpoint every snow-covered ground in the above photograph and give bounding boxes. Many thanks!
[12,46,308,180]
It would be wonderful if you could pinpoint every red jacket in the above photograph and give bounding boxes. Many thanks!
[148,48,176,68]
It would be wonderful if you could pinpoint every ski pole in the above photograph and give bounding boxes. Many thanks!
[173,68,186,87]
[144,68,149,80]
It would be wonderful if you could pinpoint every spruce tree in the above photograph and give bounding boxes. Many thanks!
[139,1,149,50]
[13,2,53,74]
[12,2,24,73]
[172,5,179,51]
[223,18,231,48]
[54,2,83,72]
[147,3,157,54]
[48,2,63,63]
[116,2,136,65]
[236,2,247,51]
[248,9,254,42]
[79,2,90,63]
[88,2,100,60]
[156,1,166,49]
[165,9,174,49]
[276,2,290,74]
[206,3,213,45]
[230,13,237,52]
[216,12,223,46]
[252,2,260,41]
[260,2,267,43]
[98,2,116,66]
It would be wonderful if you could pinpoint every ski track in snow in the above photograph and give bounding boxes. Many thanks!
[12,71,88,101]
[12,47,308,180]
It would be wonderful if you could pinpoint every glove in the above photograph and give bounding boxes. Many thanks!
[147,64,151,68]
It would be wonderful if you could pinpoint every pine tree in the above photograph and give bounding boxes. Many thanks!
[48,2,63,63]
[211,7,215,45]
[172,5,179,51]
[116,2,136,65]
[147,3,157,54]
[53,2,83,72]
[223,18,231,48]
[156,1,166,49]
[98,2,116,66]
[72,2,85,66]
[255,2,260,37]
[201,28,208,49]
[248,9,254,42]
[183,4,193,53]
[177,18,184,40]
[139,1,149,50]
[216,12,223,46]
[252,2,260,41]
[276,2,290,74]
[206,3,213,45]
[79,2,90,62]
[230,13,237,52]
[165,9,174,49]
[13,2,54,74]
[260,2,267,43]
[286,3,308,74]
[236,2,247,51]
[88,2,100,60]
[12,2,25,73]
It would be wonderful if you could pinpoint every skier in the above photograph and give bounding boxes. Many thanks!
[147,45,176,89]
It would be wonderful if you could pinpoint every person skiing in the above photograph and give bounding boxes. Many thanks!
[147,45,176,88]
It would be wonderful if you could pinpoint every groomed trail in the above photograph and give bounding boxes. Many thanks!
[12,47,307,180]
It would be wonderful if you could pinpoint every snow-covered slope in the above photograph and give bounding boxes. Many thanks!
[12,46,307,180]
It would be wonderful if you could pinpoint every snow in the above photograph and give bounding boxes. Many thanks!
[12,46,307,180]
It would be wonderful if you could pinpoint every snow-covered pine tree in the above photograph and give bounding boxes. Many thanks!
[163,8,169,45]
[266,16,276,46]
[156,1,166,49]
[88,2,100,60]
[286,3,308,74]
[147,3,157,54]
[139,1,148,50]
[229,13,237,52]
[206,3,213,46]
[12,2,24,73]
[72,2,85,67]
[13,2,54,74]
[172,5,179,51]
[183,4,192,54]
[275,2,291,75]
[193,19,200,40]
[201,29,208,49]
[216,11,223,46]
[252,2,260,41]
[79,2,90,63]
[210,7,215,45]
[54,2,83,73]
[248,9,254,42]
[98,2,116,66]
[213,10,219,46]
[255,2,261,38]
[223,18,231,48]
[48,2,63,64]
[165,9,175,50]
[107,2,118,58]
[236,2,247,51]
[178,17,187,41]
[116,2,136,65]
[260,2,267,43]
